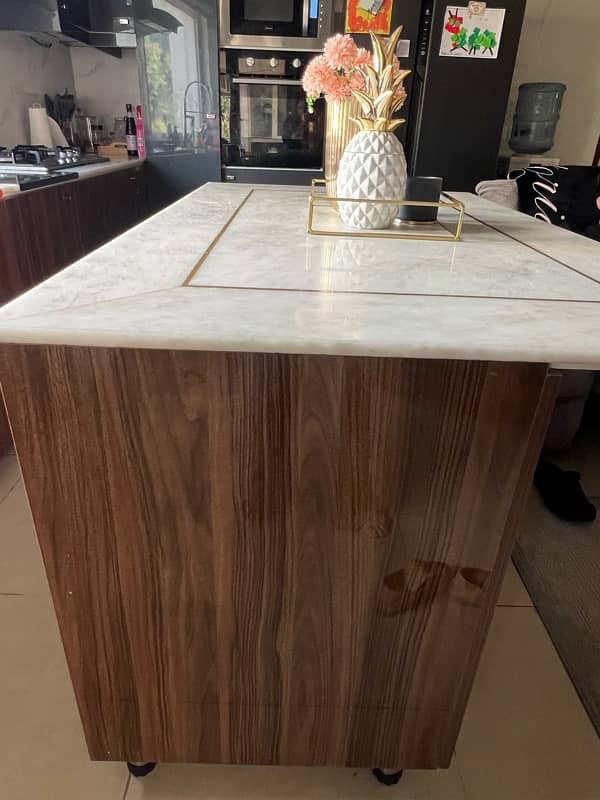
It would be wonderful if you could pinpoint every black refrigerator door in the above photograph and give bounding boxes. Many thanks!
[135,0,221,208]
[389,0,425,147]
[332,1,424,147]
[410,0,526,191]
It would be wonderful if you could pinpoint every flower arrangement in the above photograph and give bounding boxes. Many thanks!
[302,34,370,111]
[302,28,410,122]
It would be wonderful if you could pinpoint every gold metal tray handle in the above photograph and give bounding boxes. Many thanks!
[307,179,465,242]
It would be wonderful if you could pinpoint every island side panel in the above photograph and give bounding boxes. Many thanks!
[441,366,561,757]
[0,346,554,768]
[0,396,11,454]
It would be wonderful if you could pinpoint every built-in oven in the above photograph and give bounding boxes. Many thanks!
[220,50,325,184]
[219,0,333,51]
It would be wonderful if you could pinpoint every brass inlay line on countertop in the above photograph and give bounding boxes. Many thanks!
[182,189,255,287]
[463,213,600,287]
[183,283,600,304]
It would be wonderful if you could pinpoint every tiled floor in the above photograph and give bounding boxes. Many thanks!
[2,453,600,799]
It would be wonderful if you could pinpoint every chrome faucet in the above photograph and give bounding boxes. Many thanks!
[183,80,214,147]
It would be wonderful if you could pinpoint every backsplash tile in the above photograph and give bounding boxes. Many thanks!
[0,33,74,147]
[71,48,140,130]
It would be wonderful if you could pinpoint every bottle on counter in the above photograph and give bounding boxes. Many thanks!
[125,103,138,158]
[135,105,146,158]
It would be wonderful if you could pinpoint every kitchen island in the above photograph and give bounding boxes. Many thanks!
[0,184,598,772]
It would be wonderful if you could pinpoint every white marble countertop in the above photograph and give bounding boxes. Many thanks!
[0,182,599,368]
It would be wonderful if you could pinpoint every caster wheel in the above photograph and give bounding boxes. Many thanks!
[372,768,403,786]
[127,762,156,778]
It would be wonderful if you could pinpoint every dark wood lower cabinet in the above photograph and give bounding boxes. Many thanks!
[73,173,112,254]
[0,163,148,452]
[74,164,147,252]
[4,184,83,290]
[105,165,147,235]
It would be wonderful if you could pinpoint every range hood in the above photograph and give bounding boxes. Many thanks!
[1,0,181,53]
[135,0,182,35]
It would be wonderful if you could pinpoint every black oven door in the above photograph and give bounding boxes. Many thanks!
[221,77,324,170]
[229,0,306,37]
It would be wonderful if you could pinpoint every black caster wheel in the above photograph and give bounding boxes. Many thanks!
[372,768,404,786]
[127,762,156,778]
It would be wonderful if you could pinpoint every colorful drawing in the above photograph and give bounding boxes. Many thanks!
[439,6,505,59]
[345,0,394,34]
[445,9,464,36]
[443,9,468,52]
[467,26,482,55]
[479,29,498,55]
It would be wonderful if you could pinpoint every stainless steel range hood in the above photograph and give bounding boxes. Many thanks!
[1,0,181,53]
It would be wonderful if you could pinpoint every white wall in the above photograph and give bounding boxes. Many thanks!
[504,0,600,163]
[0,33,75,147]
[70,47,140,131]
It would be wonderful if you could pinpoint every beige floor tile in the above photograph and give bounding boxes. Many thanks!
[456,606,600,800]
[126,760,466,800]
[0,481,49,595]
[496,559,532,607]
[0,594,128,800]
[0,454,20,504]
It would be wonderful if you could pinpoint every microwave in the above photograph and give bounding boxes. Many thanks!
[219,0,333,51]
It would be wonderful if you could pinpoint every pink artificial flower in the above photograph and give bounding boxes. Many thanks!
[393,84,407,108]
[349,70,367,93]
[391,56,408,109]
[302,55,330,97]
[302,34,373,105]
[322,71,353,102]
[323,34,359,70]
[355,47,371,66]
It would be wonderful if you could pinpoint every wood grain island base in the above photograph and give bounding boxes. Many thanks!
[0,346,558,768]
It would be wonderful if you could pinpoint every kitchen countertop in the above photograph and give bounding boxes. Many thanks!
[0,182,599,368]
[0,157,143,199]
[63,157,144,179]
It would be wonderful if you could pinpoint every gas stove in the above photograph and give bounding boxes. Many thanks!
[0,145,109,174]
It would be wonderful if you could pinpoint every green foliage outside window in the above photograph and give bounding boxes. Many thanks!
[144,33,174,137]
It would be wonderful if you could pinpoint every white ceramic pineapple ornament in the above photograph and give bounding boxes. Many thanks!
[337,26,410,229]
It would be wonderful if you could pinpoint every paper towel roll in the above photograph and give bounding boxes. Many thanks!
[29,104,53,148]
[47,115,69,147]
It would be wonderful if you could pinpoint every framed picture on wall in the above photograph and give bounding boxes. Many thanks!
[345,0,394,34]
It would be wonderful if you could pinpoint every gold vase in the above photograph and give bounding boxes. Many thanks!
[324,97,361,196]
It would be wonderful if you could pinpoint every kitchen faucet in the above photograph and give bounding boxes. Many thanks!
[183,80,214,147]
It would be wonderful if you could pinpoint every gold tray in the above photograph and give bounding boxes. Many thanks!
[307,179,465,242]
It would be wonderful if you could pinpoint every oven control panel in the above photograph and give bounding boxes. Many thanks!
[238,56,288,75]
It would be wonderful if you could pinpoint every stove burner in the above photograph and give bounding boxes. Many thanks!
[10,144,82,166]
[0,144,109,174]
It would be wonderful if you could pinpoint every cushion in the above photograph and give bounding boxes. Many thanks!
[475,179,519,209]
